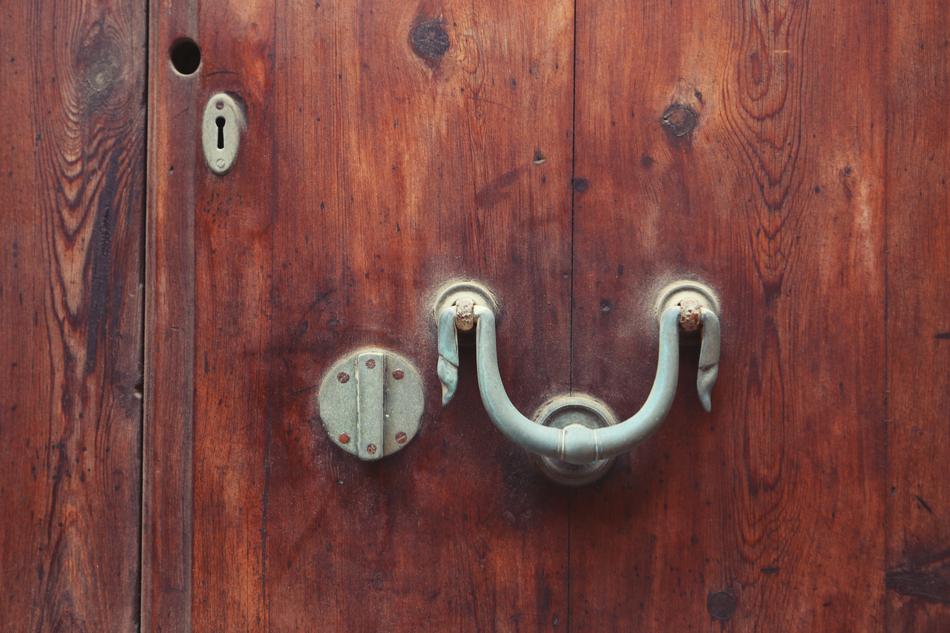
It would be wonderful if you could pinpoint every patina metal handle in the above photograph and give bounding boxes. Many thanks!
[435,280,721,483]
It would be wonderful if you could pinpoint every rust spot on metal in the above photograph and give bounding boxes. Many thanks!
[409,18,450,66]
[337,372,350,383]
[365,358,377,369]
[366,443,378,455]
[455,297,476,332]
[661,103,698,139]
[395,432,408,444]
[392,369,405,380]
[707,591,737,621]
[338,433,350,444]
[678,300,703,332]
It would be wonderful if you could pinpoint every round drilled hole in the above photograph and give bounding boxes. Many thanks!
[169,38,201,75]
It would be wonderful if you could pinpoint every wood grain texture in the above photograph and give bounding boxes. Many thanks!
[141,1,199,632]
[139,1,950,631]
[145,0,575,630]
[190,2,276,629]
[885,2,950,631]
[0,1,145,631]
[569,0,886,630]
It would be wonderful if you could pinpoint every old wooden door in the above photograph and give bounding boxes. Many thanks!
[1,0,948,631]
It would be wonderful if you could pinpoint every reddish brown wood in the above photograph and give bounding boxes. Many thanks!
[139,2,950,631]
[142,2,199,632]
[570,0,887,630]
[145,1,575,630]
[0,1,145,630]
[885,2,950,630]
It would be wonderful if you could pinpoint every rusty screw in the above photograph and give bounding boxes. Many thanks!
[338,433,350,444]
[365,358,377,369]
[395,431,408,444]
[337,372,350,383]
[392,369,405,380]
[366,443,377,455]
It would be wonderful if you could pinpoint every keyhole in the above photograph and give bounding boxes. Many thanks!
[215,116,226,149]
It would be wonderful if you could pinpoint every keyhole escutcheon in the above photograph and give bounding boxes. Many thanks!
[202,93,244,175]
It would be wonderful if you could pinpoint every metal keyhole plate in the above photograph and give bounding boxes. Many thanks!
[531,395,618,485]
[318,348,424,460]
[202,93,244,175]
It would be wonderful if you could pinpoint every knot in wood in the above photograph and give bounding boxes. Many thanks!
[661,103,698,138]
[410,19,450,63]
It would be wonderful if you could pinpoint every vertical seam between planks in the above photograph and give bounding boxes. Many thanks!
[881,1,891,629]
[567,1,579,631]
[261,0,282,626]
[137,0,151,629]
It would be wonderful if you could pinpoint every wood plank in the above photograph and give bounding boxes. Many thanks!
[265,2,574,630]
[569,1,887,629]
[145,0,576,629]
[188,2,277,630]
[142,1,199,632]
[884,2,950,631]
[0,1,146,630]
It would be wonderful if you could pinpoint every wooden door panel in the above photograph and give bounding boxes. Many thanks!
[139,1,950,631]
[146,0,575,630]
[0,1,146,630]
[570,1,887,629]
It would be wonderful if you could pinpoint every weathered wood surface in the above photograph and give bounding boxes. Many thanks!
[885,2,950,631]
[0,0,146,631]
[570,0,888,630]
[145,0,575,630]
[141,2,199,632]
[132,1,945,631]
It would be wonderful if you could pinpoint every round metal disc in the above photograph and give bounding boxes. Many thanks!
[531,395,618,486]
[317,348,424,460]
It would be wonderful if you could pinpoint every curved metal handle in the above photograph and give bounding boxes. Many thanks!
[437,281,721,467]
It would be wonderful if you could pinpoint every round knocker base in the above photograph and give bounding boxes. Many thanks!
[531,395,618,486]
